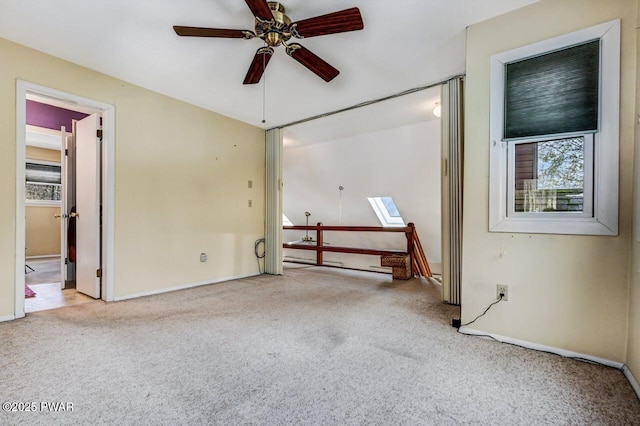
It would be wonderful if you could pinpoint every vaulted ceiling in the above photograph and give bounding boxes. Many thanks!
[0,0,536,129]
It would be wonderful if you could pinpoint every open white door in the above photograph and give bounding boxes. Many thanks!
[59,127,67,288]
[75,114,101,298]
[59,127,77,288]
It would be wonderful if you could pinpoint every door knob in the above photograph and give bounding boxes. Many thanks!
[54,214,69,219]
[70,212,79,218]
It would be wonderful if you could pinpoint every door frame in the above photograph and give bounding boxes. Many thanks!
[15,80,115,318]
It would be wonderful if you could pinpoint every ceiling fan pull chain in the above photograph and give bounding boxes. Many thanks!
[262,47,267,124]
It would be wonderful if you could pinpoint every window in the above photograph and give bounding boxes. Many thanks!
[509,135,593,217]
[368,196,405,227]
[504,40,600,140]
[25,161,62,206]
[489,20,620,235]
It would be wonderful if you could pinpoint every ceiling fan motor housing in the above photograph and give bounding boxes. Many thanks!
[257,2,293,47]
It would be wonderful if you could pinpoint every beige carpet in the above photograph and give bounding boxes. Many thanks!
[1,265,638,425]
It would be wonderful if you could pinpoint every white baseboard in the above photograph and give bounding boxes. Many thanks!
[112,273,261,302]
[26,255,60,260]
[623,365,640,399]
[0,314,17,322]
[459,327,624,369]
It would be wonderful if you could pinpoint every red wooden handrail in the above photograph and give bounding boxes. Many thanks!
[283,244,404,257]
[283,225,410,232]
[283,222,431,277]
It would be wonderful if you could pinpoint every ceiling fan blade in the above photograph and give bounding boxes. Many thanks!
[173,26,250,38]
[292,7,363,38]
[286,44,339,82]
[243,47,274,85]
[245,0,274,21]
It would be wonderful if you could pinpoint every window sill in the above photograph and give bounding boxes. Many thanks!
[489,216,617,236]
[25,200,62,208]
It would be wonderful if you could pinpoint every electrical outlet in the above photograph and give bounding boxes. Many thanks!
[496,284,508,301]
[200,253,207,263]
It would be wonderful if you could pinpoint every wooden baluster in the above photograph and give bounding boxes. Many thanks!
[317,222,323,266]
[414,230,432,277]
[406,223,415,276]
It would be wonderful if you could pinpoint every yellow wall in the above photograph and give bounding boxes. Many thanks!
[627,0,640,389]
[463,0,636,362]
[1,37,265,316]
[26,146,59,162]
[25,146,61,257]
[25,206,60,257]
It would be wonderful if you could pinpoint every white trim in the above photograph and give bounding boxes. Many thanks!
[16,80,116,318]
[112,273,261,302]
[26,126,66,150]
[506,134,594,219]
[489,19,620,236]
[459,326,624,369]
[16,85,27,320]
[282,214,293,226]
[0,314,17,323]
[27,93,98,115]
[367,196,405,227]
[26,255,60,260]
[25,200,62,207]
[623,365,640,399]
[101,106,116,302]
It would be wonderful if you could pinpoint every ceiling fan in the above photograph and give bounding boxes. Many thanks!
[285,212,331,246]
[173,0,364,84]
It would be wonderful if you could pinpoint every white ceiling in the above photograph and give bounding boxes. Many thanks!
[284,85,441,148]
[0,0,536,129]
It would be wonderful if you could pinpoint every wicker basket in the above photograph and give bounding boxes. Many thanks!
[380,254,409,267]
[380,254,411,280]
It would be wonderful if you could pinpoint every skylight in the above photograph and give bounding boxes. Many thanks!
[368,197,405,227]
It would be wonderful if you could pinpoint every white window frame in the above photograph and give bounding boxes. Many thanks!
[25,159,62,207]
[507,134,594,219]
[489,19,620,236]
[368,196,405,227]
[282,214,293,226]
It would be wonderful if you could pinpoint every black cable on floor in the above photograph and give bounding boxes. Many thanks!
[254,238,265,274]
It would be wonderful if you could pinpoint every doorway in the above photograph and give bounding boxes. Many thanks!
[15,81,115,318]
[280,86,443,276]
[23,114,95,312]
[266,77,464,306]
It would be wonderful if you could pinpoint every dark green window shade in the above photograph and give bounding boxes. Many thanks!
[504,40,600,140]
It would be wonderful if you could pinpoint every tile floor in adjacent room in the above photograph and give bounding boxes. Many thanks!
[24,257,95,313]
[25,282,95,313]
